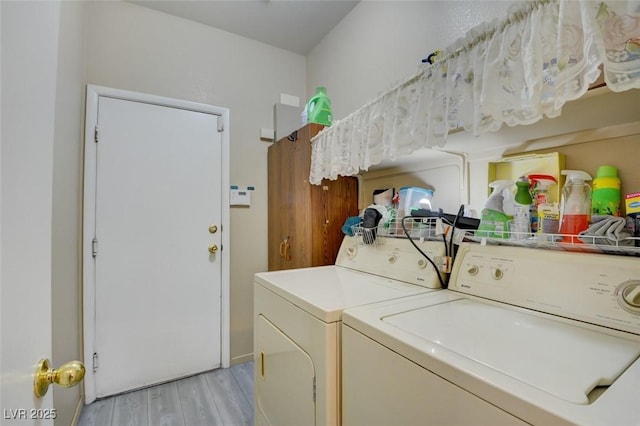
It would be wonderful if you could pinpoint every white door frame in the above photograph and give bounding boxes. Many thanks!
[82,85,231,403]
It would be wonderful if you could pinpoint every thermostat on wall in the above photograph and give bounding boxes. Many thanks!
[230,186,253,206]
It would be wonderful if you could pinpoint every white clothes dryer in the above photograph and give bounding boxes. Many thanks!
[342,242,640,426]
[253,235,446,426]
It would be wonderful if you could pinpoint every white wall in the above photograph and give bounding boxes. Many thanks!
[307,1,640,215]
[84,1,307,363]
[307,1,517,119]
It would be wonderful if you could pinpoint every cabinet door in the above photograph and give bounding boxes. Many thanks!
[310,176,359,266]
[268,124,357,270]
[267,134,294,271]
[268,125,319,270]
[285,125,317,269]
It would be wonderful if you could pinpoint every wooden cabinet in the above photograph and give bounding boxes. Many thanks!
[268,124,359,271]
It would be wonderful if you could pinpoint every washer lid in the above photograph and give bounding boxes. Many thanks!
[382,298,640,405]
[255,266,434,323]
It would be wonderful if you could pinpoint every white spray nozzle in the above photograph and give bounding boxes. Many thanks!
[535,179,556,189]
[488,180,514,193]
[486,180,514,215]
[561,170,592,182]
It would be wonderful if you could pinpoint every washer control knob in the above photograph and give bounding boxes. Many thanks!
[388,255,397,264]
[467,266,479,276]
[346,246,357,259]
[617,281,640,314]
[417,259,427,269]
[492,268,504,280]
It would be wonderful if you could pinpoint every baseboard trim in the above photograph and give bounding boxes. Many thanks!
[231,353,253,366]
[70,397,83,426]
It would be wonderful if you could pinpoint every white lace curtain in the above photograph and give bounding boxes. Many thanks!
[309,0,640,184]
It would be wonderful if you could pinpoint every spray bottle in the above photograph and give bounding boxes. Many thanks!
[559,170,592,243]
[512,177,532,239]
[477,180,513,239]
[528,174,557,233]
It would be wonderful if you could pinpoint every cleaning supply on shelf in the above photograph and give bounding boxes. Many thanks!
[306,86,333,126]
[592,165,621,216]
[528,174,557,233]
[477,180,513,239]
[538,202,560,238]
[625,192,640,215]
[512,177,532,239]
[558,170,592,243]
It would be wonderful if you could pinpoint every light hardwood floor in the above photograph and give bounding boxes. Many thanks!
[78,361,254,426]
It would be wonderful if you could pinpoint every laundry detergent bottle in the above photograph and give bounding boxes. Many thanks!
[591,165,621,216]
[306,87,333,126]
[558,170,592,243]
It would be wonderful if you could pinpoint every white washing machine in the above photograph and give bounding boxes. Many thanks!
[253,235,446,426]
[342,242,640,425]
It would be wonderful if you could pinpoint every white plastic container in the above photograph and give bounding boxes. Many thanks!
[558,170,592,243]
[397,186,433,217]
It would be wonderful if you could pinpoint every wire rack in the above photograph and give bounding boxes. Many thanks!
[466,230,640,257]
[351,217,447,246]
[350,217,640,256]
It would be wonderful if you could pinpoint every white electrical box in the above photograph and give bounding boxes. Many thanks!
[230,186,253,206]
[273,103,302,141]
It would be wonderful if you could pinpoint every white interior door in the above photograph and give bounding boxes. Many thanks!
[85,91,226,399]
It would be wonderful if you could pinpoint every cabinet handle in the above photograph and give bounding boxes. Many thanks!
[279,240,286,258]
[284,241,291,261]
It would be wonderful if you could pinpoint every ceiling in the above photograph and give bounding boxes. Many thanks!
[129,0,360,55]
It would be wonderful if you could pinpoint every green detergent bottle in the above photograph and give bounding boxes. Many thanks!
[592,165,621,216]
[306,87,333,126]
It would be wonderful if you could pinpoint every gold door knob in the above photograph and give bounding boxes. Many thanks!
[34,358,85,398]
[208,244,218,254]
[209,225,218,234]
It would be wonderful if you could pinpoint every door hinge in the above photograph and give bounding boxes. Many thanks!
[92,238,98,257]
[313,376,316,402]
[217,116,224,132]
[94,125,99,143]
[92,353,99,372]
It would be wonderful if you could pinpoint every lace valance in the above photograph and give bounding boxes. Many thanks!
[309,0,640,184]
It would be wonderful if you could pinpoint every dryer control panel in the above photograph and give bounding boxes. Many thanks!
[336,236,446,288]
[450,243,640,335]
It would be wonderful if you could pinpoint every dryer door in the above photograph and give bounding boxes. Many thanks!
[256,315,316,426]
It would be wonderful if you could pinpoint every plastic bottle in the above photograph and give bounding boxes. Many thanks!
[512,177,532,239]
[558,170,593,243]
[477,180,513,239]
[591,165,621,216]
[529,174,557,233]
[538,202,560,238]
[306,87,333,126]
